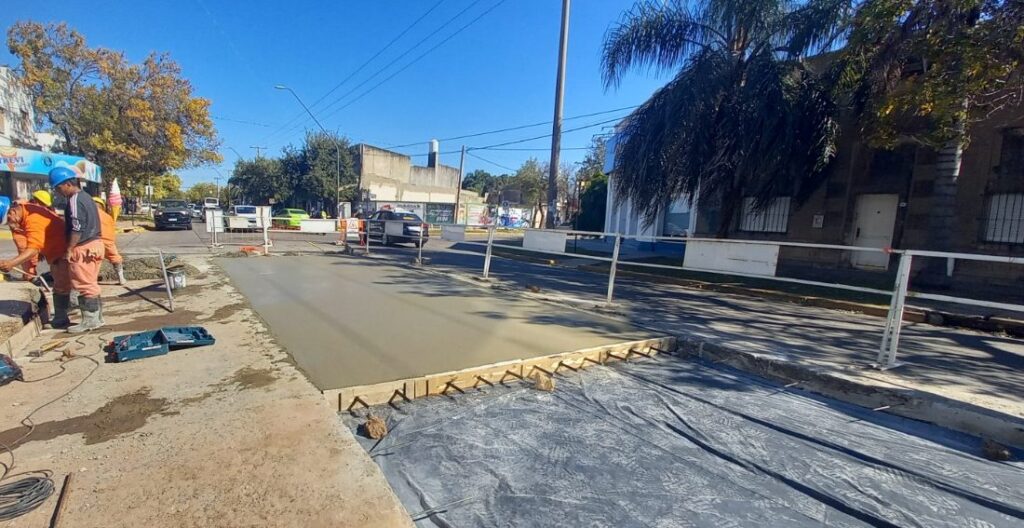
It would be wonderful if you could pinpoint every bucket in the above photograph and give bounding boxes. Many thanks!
[167,269,187,290]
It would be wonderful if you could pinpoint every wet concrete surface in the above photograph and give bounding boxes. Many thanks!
[218,255,650,389]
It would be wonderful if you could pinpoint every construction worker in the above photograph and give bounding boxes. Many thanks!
[92,196,127,285]
[50,167,105,333]
[30,189,54,211]
[6,198,39,281]
[0,198,71,327]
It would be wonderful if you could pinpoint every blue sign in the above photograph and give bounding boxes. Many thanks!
[0,146,102,183]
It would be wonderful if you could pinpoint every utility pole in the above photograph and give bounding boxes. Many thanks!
[546,0,571,229]
[455,145,467,224]
[250,146,268,158]
[275,85,342,216]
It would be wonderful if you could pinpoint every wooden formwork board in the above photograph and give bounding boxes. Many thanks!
[325,336,676,412]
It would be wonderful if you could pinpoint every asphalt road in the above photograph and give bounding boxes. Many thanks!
[218,254,649,389]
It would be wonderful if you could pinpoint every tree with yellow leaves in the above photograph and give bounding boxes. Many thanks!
[7,21,221,196]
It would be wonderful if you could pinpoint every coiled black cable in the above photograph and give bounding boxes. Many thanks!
[0,471,55,521]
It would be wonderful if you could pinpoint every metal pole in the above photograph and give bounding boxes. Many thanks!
[417,223,425,265]
[455,145,466,224]
[158,249,174,312]
[483,225,496,279]
[606,234,621,304]
[877,253,912,369]
[546,0,571,229]
[335,142,342,217]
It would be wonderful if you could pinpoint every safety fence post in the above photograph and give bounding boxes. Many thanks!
[483,225,496,279]
[876,252,912,369]
[262,221,271,255]
[417,223,425,265]
[606,234,621,304]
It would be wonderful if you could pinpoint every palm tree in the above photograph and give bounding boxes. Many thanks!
[603,0,849,236]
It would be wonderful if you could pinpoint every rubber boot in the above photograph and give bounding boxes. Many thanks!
[67,297,103,334]
[69,290,80,309]
[115,262,127,285]
[51,293,72,329]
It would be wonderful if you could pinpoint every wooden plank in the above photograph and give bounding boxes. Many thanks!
[328,337,676,411]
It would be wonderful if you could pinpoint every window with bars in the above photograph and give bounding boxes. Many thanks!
[982,193,1024,244]
[739,196,791,233]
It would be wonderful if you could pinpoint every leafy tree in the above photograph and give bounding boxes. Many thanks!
[461,169,497,195]
[509,158,549,226]
[279,131,355,214]
[577,136,607,181]
[834,0,1024,253]
[184,182,219,203]
[602,0,848,236]
[577,172,608,232]
[7,21,220,194]
[150,173,183,200]
[229,157,286,205]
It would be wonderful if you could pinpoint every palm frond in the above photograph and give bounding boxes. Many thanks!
[602,0,724,88]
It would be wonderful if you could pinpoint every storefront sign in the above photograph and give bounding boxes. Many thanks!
[0,146,102,183]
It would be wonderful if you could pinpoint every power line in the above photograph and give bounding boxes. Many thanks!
[466,151,516,172]
[212,115,278,128]
[260,0,449,142]
[386,105,637,149]
[471,116,625,150]
[272,0,491,142]
[320,0,510,123]
[472,146,589,151]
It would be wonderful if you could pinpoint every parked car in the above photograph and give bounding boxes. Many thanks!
[188,203,204,221]
[227,205,259,231]
[272,208,310,229]
[154,199,193,230]
[367,210,429,247]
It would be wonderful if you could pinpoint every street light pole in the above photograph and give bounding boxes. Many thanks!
[275,85,342,216]
[546,0,571,229]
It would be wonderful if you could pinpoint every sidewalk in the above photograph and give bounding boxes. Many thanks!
[0,257,410,527]
[371,243,1024,426]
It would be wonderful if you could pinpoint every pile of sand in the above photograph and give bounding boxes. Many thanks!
[99,256,201,282]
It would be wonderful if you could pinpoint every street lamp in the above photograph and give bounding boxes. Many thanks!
[274,84,342,216]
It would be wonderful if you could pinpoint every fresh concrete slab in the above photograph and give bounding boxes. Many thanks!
[218,255,649,389]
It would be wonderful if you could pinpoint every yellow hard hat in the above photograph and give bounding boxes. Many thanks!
[92,196,106,207]
[31,190,52,207]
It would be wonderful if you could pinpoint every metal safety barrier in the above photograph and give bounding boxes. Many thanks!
[437,224,1024,370]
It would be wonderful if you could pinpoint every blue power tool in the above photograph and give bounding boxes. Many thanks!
[0,355,23,386]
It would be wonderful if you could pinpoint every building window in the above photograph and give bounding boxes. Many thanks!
[999,130,1024,178]
[0,106,6,134]
[20,110,30,136]
[983,193,1024,244]
[739,196,791,233]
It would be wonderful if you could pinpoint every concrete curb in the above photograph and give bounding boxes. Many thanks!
[1,314,41,359]
[680,336,1024,450]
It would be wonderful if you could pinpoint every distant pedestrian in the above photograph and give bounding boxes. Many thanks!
[50,167,106,333]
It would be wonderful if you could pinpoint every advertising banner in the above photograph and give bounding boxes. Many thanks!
[0,146,102,183]
[425,203,455,225]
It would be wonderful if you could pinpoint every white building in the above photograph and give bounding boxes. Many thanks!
[0,66,36,147]
[603,132,698,242]
[0,65,102,200]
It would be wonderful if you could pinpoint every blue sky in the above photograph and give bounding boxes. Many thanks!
[2,0,672,188]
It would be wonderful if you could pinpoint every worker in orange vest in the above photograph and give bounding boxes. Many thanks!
[6,190,57,280]
[0,197,73,328]
[92,196,127,285]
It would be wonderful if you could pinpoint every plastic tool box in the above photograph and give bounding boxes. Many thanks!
[108,326,215,363]
[0,355,22,386]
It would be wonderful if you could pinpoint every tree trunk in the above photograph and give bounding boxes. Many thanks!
[921,135,964,286]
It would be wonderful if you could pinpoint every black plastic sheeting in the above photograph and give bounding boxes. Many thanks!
[344,356,1024,527]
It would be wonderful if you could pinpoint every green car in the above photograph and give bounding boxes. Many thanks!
[273,208,310,228]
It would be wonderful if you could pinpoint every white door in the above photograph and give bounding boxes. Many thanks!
[850,194,899,270]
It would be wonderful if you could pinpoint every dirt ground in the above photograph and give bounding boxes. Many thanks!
[0,256,411,528]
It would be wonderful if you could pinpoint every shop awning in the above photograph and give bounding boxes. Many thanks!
[0,146,102,183]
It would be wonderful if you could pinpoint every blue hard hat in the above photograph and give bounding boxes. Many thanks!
[0,196,9,222]
[49,166,77,188]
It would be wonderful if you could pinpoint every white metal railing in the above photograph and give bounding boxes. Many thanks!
[438,225,1024,370]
